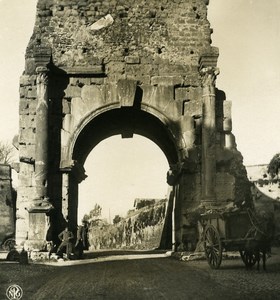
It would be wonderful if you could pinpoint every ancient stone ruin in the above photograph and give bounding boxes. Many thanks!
[0,165,15,247]
[16,0,251,250]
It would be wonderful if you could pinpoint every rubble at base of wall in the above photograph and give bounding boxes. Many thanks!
[171,251,240,262]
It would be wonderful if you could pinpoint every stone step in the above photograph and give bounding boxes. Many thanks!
[0,251,8,260]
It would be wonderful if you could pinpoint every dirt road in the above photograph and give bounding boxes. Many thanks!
[1,250,280,300]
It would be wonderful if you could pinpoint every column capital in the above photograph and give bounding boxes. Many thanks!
[36,66,48,74]
[60,160,87,183]
[36,67,49,85]
[200,67,220,88]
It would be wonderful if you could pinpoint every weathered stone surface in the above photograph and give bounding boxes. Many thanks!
[17,0,252,251]
[64,85,82,98]
[0,165,14,241]
[81,85,105,106]
[216,172,235,201]
[19,163,35,187]
[62,99,71,115]
[27,87,37,99]
[19,128,36,145]
[19,99,37,115]
[89,14,114,31]
[223,100,232,132]
[175,87,190,101]
[116,79,137,107]
[125,56,140,64]
[19,115,36,128]
[183,100,203,117]
[151,76,184,86]
[19,144,36,160]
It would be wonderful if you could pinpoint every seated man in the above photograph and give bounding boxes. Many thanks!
[56,226,74,257]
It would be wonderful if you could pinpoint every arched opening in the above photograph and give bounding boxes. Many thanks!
[78,135,169,222]
[72,107,178,166]
[69,107,179,250]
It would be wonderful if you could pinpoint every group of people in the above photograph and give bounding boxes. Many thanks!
[51,222,89,259]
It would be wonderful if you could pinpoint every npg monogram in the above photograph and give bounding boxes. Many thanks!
[6,284,23,300]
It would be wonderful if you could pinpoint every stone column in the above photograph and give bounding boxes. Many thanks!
[60,161,87,228]
[35,66,49,202]
[24,67,51,250]
[200,67,219,205]
[62,172,69,220]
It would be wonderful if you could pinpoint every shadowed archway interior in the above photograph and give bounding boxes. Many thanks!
[72,107,179,167]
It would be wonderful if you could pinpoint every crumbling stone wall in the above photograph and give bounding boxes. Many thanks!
[25,0,212,74]
[0,165,15,246]
[17,0,251,250]
[88,199,167,250]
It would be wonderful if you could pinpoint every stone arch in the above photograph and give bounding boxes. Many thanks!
[60,105,180,231]
[67,104,179,167]
[16,0,252,251]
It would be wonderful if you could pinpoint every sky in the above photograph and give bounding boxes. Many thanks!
[0,0,279,220]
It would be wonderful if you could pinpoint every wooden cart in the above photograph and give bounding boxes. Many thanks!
[200,209,269,269]
[0,233,16,251]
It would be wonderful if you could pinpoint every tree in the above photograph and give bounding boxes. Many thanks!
[267,153,280,179]
[0,141,15,164]
[82,203,102,223]
[113,215,123,224]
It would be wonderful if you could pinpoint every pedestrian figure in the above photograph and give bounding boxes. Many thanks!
[82,221,90,250]
[74,221,89,258]
[75,225,85,259]
[56,226,74,257]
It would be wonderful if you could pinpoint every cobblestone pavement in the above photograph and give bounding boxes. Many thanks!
[186,247,280,300]
[0,248,279,300]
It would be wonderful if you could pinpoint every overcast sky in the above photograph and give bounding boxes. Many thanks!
[0,0,279,220]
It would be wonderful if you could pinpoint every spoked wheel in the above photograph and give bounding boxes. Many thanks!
[239,250,257,268]
[2,238,16,251]
[204,224,222,269]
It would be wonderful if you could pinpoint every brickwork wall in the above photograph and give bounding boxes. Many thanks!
[26,0,212,74]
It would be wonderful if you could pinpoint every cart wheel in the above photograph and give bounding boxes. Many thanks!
[239,250,257,268]
[3,238,16,251]
[204,224,222,269]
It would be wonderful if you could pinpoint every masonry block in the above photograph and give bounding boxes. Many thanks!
[216,172,235,201]
[19,163,35,187]
[81,85,105,106]
[184,100,203,117]
[175,87,190,101]
[20,75,32,87]
[62,99,71,114]
[64,85,82,98]
[0,165,11,180]
[151,76,184,86]
[125,56,140,64]
[104,82,118,104]
[19,115,36,128]
[116,79,137,107]
[19,128,36,145]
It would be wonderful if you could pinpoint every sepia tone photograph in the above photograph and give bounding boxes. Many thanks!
[0,0,280,299]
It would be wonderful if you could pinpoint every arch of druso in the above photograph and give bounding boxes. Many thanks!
[15,0,251,250]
